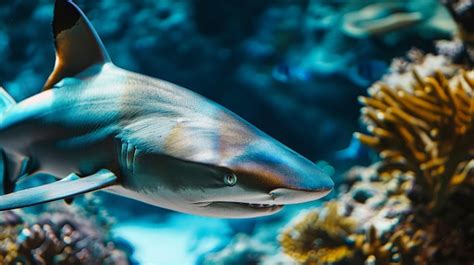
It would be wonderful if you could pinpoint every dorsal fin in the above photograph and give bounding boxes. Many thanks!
[43,0,111,90]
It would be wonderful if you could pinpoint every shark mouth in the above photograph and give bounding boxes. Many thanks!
[194,201,283,211]
[248,203,281,209]
[208,201,284,212]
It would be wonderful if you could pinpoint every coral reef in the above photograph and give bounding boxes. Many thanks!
[355,60,474,264]
[0,198,132,265]
[356,68,474,211]
[441,0,474,63]
[280,26,474,265]
[279,166,417,265]
[280,64,474,265]
[1,1,472,263]
[280,202,356,264]
[0,211,21,264]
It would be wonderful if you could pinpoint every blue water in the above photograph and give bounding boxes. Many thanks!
[0,0,457,264]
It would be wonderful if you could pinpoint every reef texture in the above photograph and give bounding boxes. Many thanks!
[355,61,474,264]
[441,0,474,64]
[280,50,474,264]
[280,165,417,265]
[0,197,132,265]
[279,4,474,263]
[280,202,357,264]
[358,69,474,207]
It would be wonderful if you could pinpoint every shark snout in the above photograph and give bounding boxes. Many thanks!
[270,187,332,204]
[226,136,334,205]
[267,160,334,204]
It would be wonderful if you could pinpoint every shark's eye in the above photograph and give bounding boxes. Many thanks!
[224,173,237,186]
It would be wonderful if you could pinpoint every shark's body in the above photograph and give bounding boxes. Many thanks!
[0,0,333,218]
[1,64,217,179]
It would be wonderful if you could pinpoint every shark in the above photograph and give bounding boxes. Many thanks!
[0,0,334,218]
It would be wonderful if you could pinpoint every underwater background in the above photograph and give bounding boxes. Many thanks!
[0,0,473,264]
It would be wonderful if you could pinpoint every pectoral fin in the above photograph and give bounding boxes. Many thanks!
[0,169,117,211]
[60,173,80,205]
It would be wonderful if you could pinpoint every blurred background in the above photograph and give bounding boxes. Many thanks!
[0,1,463,264]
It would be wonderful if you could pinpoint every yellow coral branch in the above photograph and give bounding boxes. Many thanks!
[357,69,474,210]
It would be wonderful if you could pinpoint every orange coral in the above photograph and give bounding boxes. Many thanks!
[355,70,474,210]
[279,202,356,265]
[281,67,474,265]
[0,226,19,264]
[353,68,474,263]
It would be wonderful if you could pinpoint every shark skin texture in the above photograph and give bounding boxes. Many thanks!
[0,0,334,218]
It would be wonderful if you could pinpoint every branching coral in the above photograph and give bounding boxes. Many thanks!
[351,67,474,263]
[274,2,474,264]
[281,53,474,264]
[349,223,426,265]
[17,210,126,265]
[279,202,357,265]
[281,165,417,265]
[355,69,474,211]
[0,200,131,265]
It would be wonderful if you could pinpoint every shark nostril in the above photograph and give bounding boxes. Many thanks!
[269,192,276,201]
